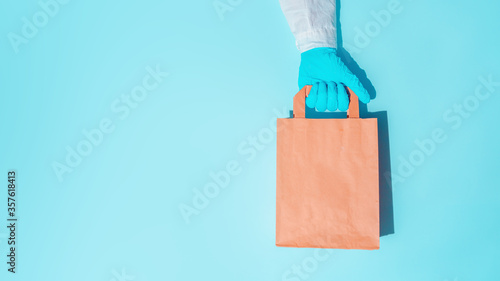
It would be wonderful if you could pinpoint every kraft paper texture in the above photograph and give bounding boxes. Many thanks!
[276,86,380,249]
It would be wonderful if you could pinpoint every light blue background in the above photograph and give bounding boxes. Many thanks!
[1,0,499,280]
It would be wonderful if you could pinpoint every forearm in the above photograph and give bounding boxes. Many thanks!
[279,0,337,52]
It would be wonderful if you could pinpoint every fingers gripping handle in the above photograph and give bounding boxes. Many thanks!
[292,86,309,118]
[346,87,360,118]
[293,85,360,118]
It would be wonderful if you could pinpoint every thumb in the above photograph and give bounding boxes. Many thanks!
[340,69,370,104]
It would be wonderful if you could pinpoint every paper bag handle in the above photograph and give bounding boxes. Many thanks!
[293,85,360,118]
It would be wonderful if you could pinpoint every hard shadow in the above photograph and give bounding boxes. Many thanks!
[336,0,393,236]
[288,107,395,237]
[367,111,394,237]
[335,0,377,100]
[285,0,395,236]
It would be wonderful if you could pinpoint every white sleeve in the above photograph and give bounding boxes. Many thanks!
[279,0,337,52]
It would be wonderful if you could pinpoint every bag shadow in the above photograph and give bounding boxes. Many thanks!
[288,107,395,237]
[364,108,395,237]
[336,0,394,236]
[284,0,395,237]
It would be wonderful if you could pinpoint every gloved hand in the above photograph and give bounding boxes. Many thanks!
[298,47,371,112]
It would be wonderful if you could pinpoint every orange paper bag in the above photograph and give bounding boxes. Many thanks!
[276,85,379,249]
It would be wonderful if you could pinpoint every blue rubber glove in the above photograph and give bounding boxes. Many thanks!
[298,47,371,112]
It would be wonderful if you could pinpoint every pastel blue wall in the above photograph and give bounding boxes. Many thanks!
[1,0,498,280]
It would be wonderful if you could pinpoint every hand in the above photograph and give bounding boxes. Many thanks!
[298,47,371,112]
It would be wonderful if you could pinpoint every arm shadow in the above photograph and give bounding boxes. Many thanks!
[287,0,394,237]
[290,0,392,237]
[335,0,377,100]
[337,0,394,237]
